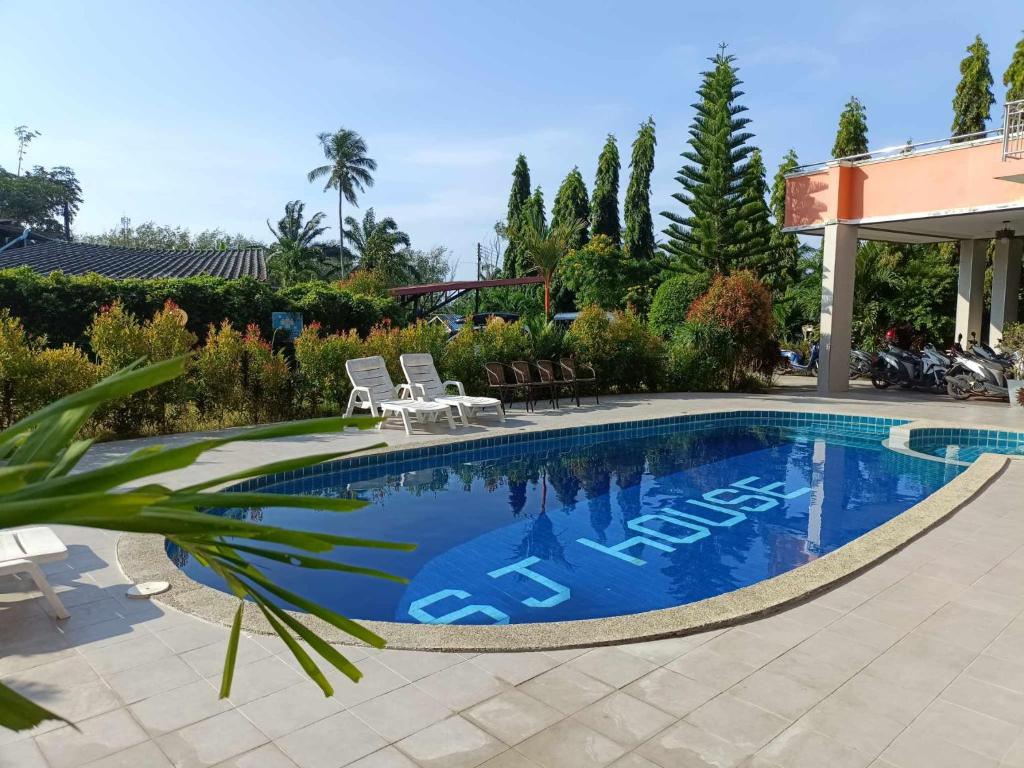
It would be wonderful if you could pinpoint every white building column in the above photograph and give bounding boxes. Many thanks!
[990,235,1022,347]
[955,239,987,346]
[818,223,857,394]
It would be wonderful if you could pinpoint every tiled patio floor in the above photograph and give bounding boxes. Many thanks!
[4,383,1024,767]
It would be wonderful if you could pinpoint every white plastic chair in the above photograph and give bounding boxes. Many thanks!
[344,356,460,435]
[400,353,506,424]
[0,527,70,619]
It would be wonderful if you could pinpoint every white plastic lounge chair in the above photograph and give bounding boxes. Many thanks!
[0,527,70,619]
[401,353,506,424]
[344,355,460,435]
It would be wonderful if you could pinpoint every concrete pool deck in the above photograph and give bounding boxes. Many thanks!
[4,380,1024,767]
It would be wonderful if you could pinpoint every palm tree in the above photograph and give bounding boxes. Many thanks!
[307,129,377,277]
[343,208,416,286]
[266,200,330,285]
[520,210,585,318]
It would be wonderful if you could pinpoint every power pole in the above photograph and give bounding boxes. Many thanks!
[475,242,482,314]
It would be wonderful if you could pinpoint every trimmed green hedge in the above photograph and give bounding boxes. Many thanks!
[0,268,402,347]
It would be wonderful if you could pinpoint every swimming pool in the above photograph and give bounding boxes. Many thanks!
[168,412,965,626]
[908,427,1024,463]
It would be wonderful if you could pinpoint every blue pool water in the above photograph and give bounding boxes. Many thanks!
[169,414,964,625]
[909,427,1024,463]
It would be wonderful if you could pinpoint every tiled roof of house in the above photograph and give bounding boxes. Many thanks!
[0,241,268,280]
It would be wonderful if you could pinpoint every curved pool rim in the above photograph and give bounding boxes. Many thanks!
[118,409,1011,651]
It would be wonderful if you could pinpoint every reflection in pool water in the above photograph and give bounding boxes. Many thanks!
[169,419,962,624]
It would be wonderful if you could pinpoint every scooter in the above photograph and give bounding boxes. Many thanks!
[946,345,1012,400]
[779,342,819,376]
[872,344,947,393]
[849,349,875,380]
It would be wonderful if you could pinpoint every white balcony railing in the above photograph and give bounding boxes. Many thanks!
[1004,100,1024,161]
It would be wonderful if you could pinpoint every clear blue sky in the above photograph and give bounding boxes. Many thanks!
[4,1,1021,277]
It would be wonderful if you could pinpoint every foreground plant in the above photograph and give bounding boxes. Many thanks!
[0,357,410,731]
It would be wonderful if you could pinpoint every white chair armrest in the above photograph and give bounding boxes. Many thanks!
[412,383,432,401]
[443,380,467,396]
[396,383,414,399]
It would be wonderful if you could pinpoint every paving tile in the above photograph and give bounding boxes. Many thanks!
[5,654,100,689]
[516,719,626,768]
[322,656,407,708]
[637,719,752,768]
[129,679,229,737]
[940,674,1024,727]
[519,666,612,715]
[606,755,660,768]
[0,634,74,677]
[623,668,717,718]
[568,648,656,689]
[59,617,144,652]
[0,738,48,768]
[416,661,508,712]
[797,694,904,756]
[157,710,268,768]
[701,629,792,668]
[478,752,540,768]
[792,629,880,678]
[685,694,789,752]
[105,655,199,703]
[348,747,419,768]
[238,681,342,740]
[180,637,270,678]
[915,603,1013,654]
[376,649,463,681]
[573,692,674,749]
[759,724,875,768]
[965,652,1024,693]
[822,612,906,653]
[465,690,562,745]
[664,647,757,691]
[351,684,453,742]
[618,635,709,666]
[211,743,300,767]
[730,667,826,720]
[825,670,932,726]
[276,711,387,768]
[396,715,505,768]
[862,633,975,698]
[880,727,998,768]
[906,699,1018,761]
[81,634,173,676]
[216,656,302,706]
[35,709,148,768]
[81,741,174,768]
[471,653,560,686]
[15,678,123,725]
[154,621,228,654]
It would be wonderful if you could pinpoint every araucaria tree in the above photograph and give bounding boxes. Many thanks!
[661,49,765,274]
[737,148,775,285]
[832,97,869,158]
[770,149,802,287]
[551,168,590,250]
[624,117,657,268]
[307,128,377,277]
[952,35,994,140]
[504,154,532,277]
[1006,31,1024,102]
[591,134,621,245]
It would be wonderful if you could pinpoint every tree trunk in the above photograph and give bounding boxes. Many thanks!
[544,279,551,319]
[338,192,345,278]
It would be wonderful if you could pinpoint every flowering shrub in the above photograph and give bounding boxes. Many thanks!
[565,307,663,392]
[0,311,41,426]
[294,323,362,413]
[441,318,532,395]
[32,345,99,412]
[194,321,245,418]
[241,324,292,422]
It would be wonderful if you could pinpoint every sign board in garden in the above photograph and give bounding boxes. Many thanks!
[272,312,303,342]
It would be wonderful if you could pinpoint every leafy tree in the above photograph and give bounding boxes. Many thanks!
[520,209,584,318]
[737,149,776,286]
[33,166,82,240]
[591,134,621,245]
[624,117,657,268]
[769,149,802,288]
[551,168,590,250]
[559,234,636,310]
[82,221,261,249]
[504,154,532,277]
[952,35,994,140]
[407,246,452,284]
[0,169,63,235]
[13,125,40,176]
[343,208,417,286]
[648,273,711,337]
[832,96,869,158]
[307,128,377,276]
[524,186,546,230]
[266,200,332,286]
[661,49,764,274]
[1006,31,1024,102]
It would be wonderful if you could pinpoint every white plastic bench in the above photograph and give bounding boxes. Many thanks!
[0,527,70,619]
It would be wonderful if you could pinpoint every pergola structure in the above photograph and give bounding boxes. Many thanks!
[388,275,543,315]
[784,101,1024,394]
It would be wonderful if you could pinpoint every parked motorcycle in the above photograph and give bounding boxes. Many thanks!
[946,345,1012,400]
[871,344,947,393]
[779,342,819,376]
[849,349,875,380]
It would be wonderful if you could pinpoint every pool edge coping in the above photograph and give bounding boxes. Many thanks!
[117,408,1011,652]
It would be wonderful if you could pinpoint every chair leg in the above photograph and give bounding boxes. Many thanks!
[24,561,70,619]
[445,408,457,430]
[344,389,358,418]
[398,409,414,436]
[456,404,469,427]
[495,401,506,422]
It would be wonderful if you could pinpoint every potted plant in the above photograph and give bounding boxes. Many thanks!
[1000,323,1024,408]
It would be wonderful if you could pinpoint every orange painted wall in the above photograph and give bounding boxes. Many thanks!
[785,140,1024,228]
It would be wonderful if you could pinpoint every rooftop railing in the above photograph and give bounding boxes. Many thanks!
[1003,100,1024,161]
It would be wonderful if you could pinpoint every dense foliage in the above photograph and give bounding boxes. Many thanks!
[832,96,869,158]
[1006,32,1024,102]
[560,235,638,311]
[590,135,621,245]
[0,268,399,347]
[952,35,995,139]
[503,154,533,277]
[623,118,657,269]
[648,273,711,337]
[564,307,664,393]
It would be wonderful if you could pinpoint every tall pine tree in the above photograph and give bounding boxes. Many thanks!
[770,149,802,287]
[737,148,774,283]
[661,49,764,274]
[832,97,869,158]
[504,154,531,277]
[1003,31,1024,102]
[591,135,621,245]
[624,117,657,268]
[952,35,994,140]
[551,168,590,250]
